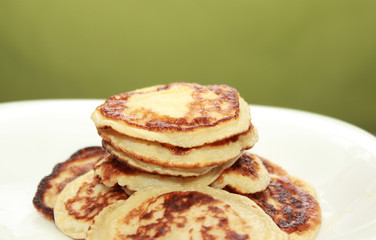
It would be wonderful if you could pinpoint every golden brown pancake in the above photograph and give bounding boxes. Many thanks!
[232,157,322,240]
[32,146,106,221]
[211,152,270,194]
[94,154,237,191]
[54,170,129,239]
[97,125,257,169]
[91,83,252,148]
[102,141,223,177]
[86,185,289,240]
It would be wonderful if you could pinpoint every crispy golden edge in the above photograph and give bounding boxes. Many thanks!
[238,155,322,238]
[32,146,106,221]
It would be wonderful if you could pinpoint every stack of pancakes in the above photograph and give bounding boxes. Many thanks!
[91,83,258,191]
[33,83,321,240]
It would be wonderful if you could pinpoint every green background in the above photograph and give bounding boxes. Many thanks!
[1,0,375,132]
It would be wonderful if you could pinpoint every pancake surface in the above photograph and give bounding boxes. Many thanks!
[33,146,106,221]
[243,157,322,240]
[97,125,257,168]
[54,170,128,239]
[94,154,237,191]
[91,83,252,148]
[87,185,288,240]
[211,152,270,194]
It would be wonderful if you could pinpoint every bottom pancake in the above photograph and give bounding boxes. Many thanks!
[33,146,106,221]
[94,154,238,192]
[54,170,129,239]
[228,156,322,240]
[87,185,289,240]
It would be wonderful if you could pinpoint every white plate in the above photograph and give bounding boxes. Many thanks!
[0,100,375,240]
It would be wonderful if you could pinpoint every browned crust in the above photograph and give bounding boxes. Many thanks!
[64,175,128,221]
[97,83,241,132]
[98,124,253,156]
[123,191,250,239]
[101,141,160,174]
[94,155,141,179]
[258,156,288,177]
[32,146,106,222]
[246,176,321,235]
[224,156,321,235]
[222,153,260,179]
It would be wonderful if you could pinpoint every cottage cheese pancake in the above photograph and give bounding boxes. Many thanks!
[94,154,237,192]
[33,146,106,221]
[86,185,288,240]
[243,157,322,240]
[54,170,128,239]
[91,83,252,148]
[103,141,225,177]
[97,125,257,168]
[211,152,270,194]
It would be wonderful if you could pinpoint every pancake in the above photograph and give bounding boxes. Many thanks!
[211,152,270,194]
[103,141,224,177]
[33,146,106,221]
[94,154,237,192]
[86,185,289,240]
[97,125,257,169]
[54,170,129,239]
[91,83,252,148]
[239,157,322,240]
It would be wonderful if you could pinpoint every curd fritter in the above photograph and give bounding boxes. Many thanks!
[33,146,106,221]
[86,185,288,240]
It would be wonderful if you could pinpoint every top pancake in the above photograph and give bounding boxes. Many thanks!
[91,83,252,148]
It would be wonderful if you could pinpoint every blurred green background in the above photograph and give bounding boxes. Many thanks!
[1,0,375,132]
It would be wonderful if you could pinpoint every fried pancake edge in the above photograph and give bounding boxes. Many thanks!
[54,170,128,239]
[94,154,239,191]
[211,153,271,194]
[97,125,257,169]
[32,146,106,222]
[102,141,221,177]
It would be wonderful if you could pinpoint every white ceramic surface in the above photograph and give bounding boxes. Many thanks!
[0,100,375,240]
